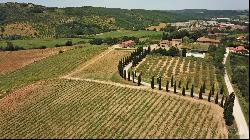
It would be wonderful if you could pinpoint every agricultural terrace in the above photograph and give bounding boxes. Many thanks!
[0,45,108,98]
[0,79,228,139]
[94,30,162,39]
[0,46,73,75]
[0,38,88,49]
[135,55,227,94]
[71,49,132,81]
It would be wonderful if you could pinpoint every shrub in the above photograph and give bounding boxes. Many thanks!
[65,40,73,46]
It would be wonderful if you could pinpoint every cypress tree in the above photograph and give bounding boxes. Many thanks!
[208,90,211,102]
[171,75,174,87]
[190,85,194,97]
[224,92,235,126]
[138,73,141,86]
[174,81,177,93]
[151,76,154,89]
[123,70,126,79]
[224,96,228,109]
[166,80,169,92]
[158,77,162,90]
[186,80,189,90]
[202,81,206,93]
[182,87,185,96]
[220,85,224,95]
[178,80,181,88]
[220,95,224,108]
[211,83,215,96]
[135,71,137,77]
[199,86,203,99]
[128,71,131,81]
[132,71,135,83]
[215,92,219,104]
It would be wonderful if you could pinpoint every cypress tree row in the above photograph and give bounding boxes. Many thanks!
[174,81,177,93]
[151,76,154,89]
[166,80,169,92]
[178,80,181,88]
[215,92,219,104]
[199,86,203,99]
[171,75,174,87]
[182,87,185,96]
[158,76,162,90]
[224,92,235,126]
[220,95,224,107]
[186,80,189,90]
[190,85,194,97]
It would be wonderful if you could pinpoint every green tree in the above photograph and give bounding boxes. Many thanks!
[220,85,224,95]
[132,71,135,83]
[208,90,211,102]
[128,71,131,81]
[123,70,126,79]
[158,76,162,90]
[186,80,189,90]
[202,81,206,93]
[220,95,224,107]
[138,72,142,86]
[224,92,235,126]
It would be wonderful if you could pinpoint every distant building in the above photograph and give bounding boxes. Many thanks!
[159,39,182,48]
[229,46,248,54]
[186,52,206,58]
[120,40,135,48]
[197,37,220,46]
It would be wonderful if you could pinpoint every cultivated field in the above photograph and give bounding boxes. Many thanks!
[135,55,225,93]
[0,38,88,49]
[0,79,228,139]
[0,45,108,98]
[94,30,162,39]
[71,49,131,81]
[0,46,73,75]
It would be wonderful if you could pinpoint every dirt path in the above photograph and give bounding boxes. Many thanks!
[223,48,249,139]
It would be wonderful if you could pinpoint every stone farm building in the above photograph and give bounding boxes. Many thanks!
[197,37,220,46]
[120,40,135,48]
[159,39,183,49]
[229,46,249,54]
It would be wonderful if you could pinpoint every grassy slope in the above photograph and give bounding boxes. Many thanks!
[0,38,89,49]
[0,45,108,98]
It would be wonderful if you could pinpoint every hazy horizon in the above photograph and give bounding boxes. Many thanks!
[1,0,249,10]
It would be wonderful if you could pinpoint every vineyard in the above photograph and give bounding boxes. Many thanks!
[0,79,228,139]
[135,55,227,94]
[0,45,108,98]
[0,46,73,75]
[71,49,132,81]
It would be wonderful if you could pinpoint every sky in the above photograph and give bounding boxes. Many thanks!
[1,0,249,10]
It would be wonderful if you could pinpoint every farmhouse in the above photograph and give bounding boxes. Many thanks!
[159,39,183,48]
[229,46,249,54]
[197,37,220,46]
[120,40,135,48]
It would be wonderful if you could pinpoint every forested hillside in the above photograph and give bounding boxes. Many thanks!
[0,2,248,39]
